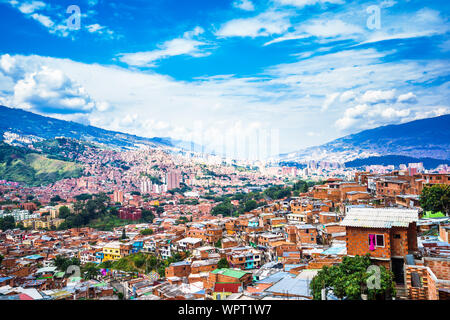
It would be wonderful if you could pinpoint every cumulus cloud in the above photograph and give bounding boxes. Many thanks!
[397,92,417,104]
[119,27,211,67]
[360,89,397,104]
[335,104,411,130]
[0,54,108,117]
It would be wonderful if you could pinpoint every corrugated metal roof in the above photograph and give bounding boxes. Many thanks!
[341,208,418,229]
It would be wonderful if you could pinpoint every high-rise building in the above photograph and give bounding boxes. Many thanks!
[140,179,152,194]
[113,190,124,204]
[166,170,181,190]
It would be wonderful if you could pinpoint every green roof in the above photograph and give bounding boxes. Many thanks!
[423,211,446,218]
[211,268,248,279]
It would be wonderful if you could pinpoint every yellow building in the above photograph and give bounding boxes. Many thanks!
[102,242,122,262]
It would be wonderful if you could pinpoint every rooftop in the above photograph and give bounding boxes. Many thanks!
[341,207,418,229]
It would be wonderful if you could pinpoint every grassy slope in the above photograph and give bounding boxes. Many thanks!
[0,143,83,186]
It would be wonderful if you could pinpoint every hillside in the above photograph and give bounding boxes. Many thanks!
[0,142,83,186]
[0,105,173,150]
[281,114,450,163]
[345,155,450,169]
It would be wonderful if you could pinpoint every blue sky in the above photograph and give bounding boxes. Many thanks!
[0,0,449,159]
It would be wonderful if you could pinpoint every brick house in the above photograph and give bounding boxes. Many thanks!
[341,207,419,284]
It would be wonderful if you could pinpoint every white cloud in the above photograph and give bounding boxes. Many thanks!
[360,89,396,104]
[30,13,53,28]
[1,46,449,155]
[397,92,417,104]
[274,0,344,8]
[335,104,412,130]
[358,8,449,45]
[264,18,362,45]
[119,27,211,67]
[86,24,104,33]
[304,19,363,38]
[17,0,46,14]
[233,0,255,11]
[0,56,107,116]
[215,10,291,38]
[340,90,356,102]
[321,92,339,111]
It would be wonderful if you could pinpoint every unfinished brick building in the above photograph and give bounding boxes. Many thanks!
[341,207,419,284]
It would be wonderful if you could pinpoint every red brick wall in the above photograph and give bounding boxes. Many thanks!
[346,227,391,259]
[165,264,191,278]
[390,228,408,257]
[424,258,450,281]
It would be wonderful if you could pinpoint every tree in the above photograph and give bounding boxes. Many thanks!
[420,184,450,215]
[217,258,229,269]
[82,263,99,280]
[0,254,3,265]
[141,209,155,223]
[121,228,127,240]
[140,229,153,236]
[211,199,235,217]
[50,195,63,202]
[214,239,222,248]
[0,216,15,231]
[53,255,80,273]
[244,200,258,213]
[99,260,113,269]
[310,254,396,300]
[59,206,71,219]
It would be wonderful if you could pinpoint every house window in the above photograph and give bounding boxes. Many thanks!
[394,234,401,239]
[376,235,385,247]
[368,234,385,249]
[411,272,422,288]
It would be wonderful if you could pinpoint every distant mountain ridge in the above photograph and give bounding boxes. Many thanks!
[0,105,175,150]
[281,114,450,163]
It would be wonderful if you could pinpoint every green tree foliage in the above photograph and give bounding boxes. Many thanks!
[141,209,155,223]
[82,262,100,280]
[121,228,127,240]
[214,239,222,248]
[58,193,111,229]
[58,206,71,219]
[53,255,80,274]
[0,254,4,265]
[0,216,15,231]
[420,184,450,215]
[310,255,396,300]
[140,229,153,236]
[50,195,63,202]
[263,185,292,200]
[244,199,258,212]
[217,258,230,269]
[211,199,235,216]
[176,216,189,225]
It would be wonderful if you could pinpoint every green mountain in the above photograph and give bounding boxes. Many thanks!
[0,142,83,186]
